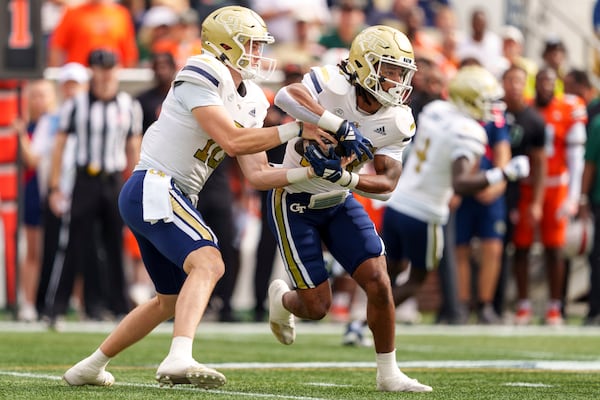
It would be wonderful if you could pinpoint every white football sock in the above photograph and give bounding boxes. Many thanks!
[376,349,400,379]
[167,336,193,360]
[88,349,111,370]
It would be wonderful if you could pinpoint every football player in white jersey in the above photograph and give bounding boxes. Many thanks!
[62,6,364,390]
[267,25,433,392]
[381,66,529,320]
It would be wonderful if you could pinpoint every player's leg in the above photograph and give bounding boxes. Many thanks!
[541,185,568,325]
[328,196,432,392]
[512,185,536,324]
[475,200,506,324]
[64,171,226,388]
[383,209,442,307]
[352,255,431,392]
[62,225,179,387]
[454,198,477,322]
[64,292,178,387]
[141,183,226,388]
[266,189,333,344]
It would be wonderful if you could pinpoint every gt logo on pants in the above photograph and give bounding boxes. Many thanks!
[290,203,307,213]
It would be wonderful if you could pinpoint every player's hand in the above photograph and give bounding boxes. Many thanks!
[48,189,68,217]
[299,122,337,149]
[304,144,343,182]
[334,120,373,160]
[502,155,530,181]
[557,198,578,218]
[528,202,543,224]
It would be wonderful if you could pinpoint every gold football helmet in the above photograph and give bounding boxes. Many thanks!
[448,65,505,121]
[201,6,276,80]
[347,25,417,107]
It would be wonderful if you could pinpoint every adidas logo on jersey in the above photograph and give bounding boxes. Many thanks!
[374,126,386,135]
[249,108,256,117]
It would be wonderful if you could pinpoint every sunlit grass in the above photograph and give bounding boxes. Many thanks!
[1,323,599,399]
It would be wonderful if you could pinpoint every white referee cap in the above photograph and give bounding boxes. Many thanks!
[58,62,90,84]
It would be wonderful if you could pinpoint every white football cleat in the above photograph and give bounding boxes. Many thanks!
[342,321,372,347]
[268,279,296,345]
[377,372,432,392]
[156,358,226,389]
[63,360,115,386]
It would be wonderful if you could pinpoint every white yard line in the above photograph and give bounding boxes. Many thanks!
[2,321,600,337]
[206,360,600,371]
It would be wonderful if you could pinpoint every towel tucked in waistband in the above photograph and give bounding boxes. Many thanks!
[142,169,174,224]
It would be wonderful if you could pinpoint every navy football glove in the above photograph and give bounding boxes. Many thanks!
[334,120,374,160]
[304,144,343,182]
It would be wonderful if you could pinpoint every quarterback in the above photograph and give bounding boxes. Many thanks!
[62,6,348,390]
[268,25,432,392]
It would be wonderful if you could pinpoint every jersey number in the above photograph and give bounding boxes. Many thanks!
[8,0,32,49]
[193,139,225,169]
[414,137,431,173]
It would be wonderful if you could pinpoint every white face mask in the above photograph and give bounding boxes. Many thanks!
[364,54,416,107]
[236,36,276,80]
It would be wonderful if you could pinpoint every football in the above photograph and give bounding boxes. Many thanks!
[297,139,345,158]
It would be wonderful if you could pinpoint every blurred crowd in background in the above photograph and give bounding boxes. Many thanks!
[5,0,600,331]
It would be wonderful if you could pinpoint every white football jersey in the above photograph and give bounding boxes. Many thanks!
[386,100,488,224]
[281,65,415,194]
[136,53,269,195]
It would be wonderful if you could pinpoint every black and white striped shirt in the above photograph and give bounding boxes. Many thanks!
[59,91,142,174]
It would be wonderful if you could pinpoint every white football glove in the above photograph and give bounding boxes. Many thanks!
[503,155,530,181]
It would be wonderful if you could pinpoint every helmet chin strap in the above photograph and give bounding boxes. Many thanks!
[356,84,376,107]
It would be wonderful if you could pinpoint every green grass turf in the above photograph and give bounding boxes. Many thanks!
[1,323,599,399]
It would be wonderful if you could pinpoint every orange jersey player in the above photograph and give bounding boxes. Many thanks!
[515,69,587,249]
[512,67,587,326]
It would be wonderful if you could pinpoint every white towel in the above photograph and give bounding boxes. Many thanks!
[142,169,174,224]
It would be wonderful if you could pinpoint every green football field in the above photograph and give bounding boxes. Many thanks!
[1,321,599,399]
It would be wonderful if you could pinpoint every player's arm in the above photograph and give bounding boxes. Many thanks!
[452,156,491,195]
[47,130,69,216]
[14,118,40,168]
[579,118,600,219]
[350,154,403,201]
[566,121,587,204]
[528,146,546,216]
[191,105,333,156]
[236,152,314,190]
[453,155,530,195]
[579,160,595,219]
[276,83,372,159]
[275,83,326,124]
[475,139,511,203]
[305,142,402,201]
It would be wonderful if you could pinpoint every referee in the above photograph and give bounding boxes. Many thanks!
[48,49,143,320]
